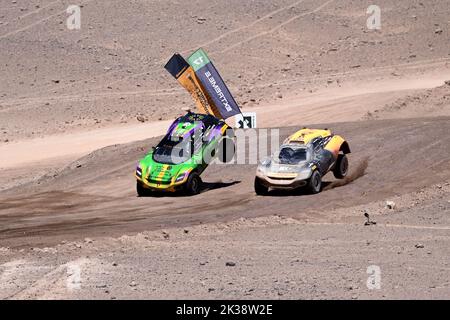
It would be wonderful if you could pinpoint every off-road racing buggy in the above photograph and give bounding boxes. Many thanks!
[135,112,230,196]
[254,128,350,195]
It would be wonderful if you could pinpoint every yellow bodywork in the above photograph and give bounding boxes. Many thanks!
[286,128,348,158]
[324,135,346,158]
[286,128,332,144]
[157,164,170,180]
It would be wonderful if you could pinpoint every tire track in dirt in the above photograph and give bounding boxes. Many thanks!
[1,118,450,248]
[181,0,307,55]
[0,0,94,40]
[214,0,336,54]
[2,57,448,110]
[9,0,321,99]
[2,258,92,300]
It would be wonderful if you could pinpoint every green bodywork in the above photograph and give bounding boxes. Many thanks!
[136,153,204,192]
[135,114,228,191]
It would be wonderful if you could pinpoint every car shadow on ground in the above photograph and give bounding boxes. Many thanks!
[201,180,241,193]
[140,181,241,198]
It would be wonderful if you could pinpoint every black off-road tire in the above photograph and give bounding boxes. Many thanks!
[136,181,150,197]
[333,154,349,179]
[307,170,322,194]
[254,177,269,195]
[184,172,202,196]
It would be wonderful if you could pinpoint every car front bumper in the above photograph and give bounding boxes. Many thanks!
[136,175,187,192]
[255,172,308,190]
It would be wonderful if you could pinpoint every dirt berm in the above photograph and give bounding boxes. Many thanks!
[1,117,449,248]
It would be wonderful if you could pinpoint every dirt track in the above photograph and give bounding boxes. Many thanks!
[1,0,450,299]
[1,117,449,248]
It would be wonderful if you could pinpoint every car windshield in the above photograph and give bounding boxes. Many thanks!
[153,138,191,164]
[276,147,308,165]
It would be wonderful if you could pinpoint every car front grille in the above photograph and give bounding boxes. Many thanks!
[268,176,296,181]
[147,178,172,185]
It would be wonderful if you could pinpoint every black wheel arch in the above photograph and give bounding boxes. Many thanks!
[340,141,351,154]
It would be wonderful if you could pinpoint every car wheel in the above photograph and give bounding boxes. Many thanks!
[184,172,202,196]
[307,170,322,194]
[136,181,149,197]
[333,154,349,179]
[254,177,269,195]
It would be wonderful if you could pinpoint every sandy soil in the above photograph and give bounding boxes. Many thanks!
[1,0,450,142]
[1,117,450,247]
[1,0,450,299]
[1,183,449,300]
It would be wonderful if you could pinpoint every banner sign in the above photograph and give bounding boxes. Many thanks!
[164,54,212,115]
[164,53,189,79]
[188,49,241,120]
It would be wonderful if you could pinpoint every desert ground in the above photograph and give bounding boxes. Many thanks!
[0,0,449,299]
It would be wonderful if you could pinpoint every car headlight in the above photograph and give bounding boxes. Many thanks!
[136,163,143,177]
[295,167,312,180]
[175,171,188,182]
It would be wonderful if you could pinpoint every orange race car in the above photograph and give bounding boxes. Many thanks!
[254,128,351,195]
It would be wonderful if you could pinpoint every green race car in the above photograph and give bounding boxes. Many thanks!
[135,112,230,196]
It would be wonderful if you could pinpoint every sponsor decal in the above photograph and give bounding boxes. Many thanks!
[188,49,242,119]
[164,54,212,115]
[235,112,257,128]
